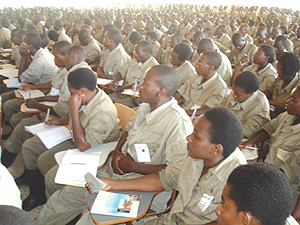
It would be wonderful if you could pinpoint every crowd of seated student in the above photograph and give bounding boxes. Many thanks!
[1,3,300,225]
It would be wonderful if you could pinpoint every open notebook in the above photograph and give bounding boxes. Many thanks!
[25,122,72,149]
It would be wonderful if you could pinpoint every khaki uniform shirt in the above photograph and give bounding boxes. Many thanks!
[215,33,231,50]
[21,48,57,84]
[217,51,233,86]
[179,23,193,36]
[221,90,270,138]
[178,72,228,110]
[231,41,257,68]
[154,148,247,225]
[98,98,193,180]
[0,27,11,48]
[82,37,101,64]
[123,32,135,54]
[244,63,278,91]
[57,30,72,43]
[152,40,160,59]
[11,44,21,69]
[98,44,131,79]
[123,56,159,85]
[161,46,172,66]
[176,60,196,86]
[69,88,120,147]
[268,73,300,104]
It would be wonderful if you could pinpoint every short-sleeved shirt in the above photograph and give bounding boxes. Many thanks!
[244,63,278,91]
[178,72,228,110]
[69,88,121,148]
[0,27,11,48]
[98,43,131,79]
[176,60,196,86]
[179,23,193,36]
[154,148,247,225]
[98,97,193,180]
[221,90,270,138]
[217,51,233,86]
[21,48,58,84]
[82,37,101,64]
[231,41,257,68]
[57,30,72,43]
[215,33,231,50]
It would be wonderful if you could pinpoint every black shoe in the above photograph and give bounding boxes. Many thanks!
[22,169,47,211]
[22,194,47,211]
[15,169,29,186]
[1,149,17,167]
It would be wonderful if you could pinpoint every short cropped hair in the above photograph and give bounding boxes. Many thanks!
[40,34,50,48]
[53,41,72,55]
[227,163,293,225]
[278,52,300,79]
[150,65,180,98]
[48,30,59,41]
[204,107,243,158]
[68,68,96,91]
[234,71,259,94]
[137,40,153,54]
[107,29,123,45]
[129,31,142,43]
[232,32,243,45]
[25,33,41,50]
[173,43,193,61]
[202,50,222,70]
[197,38,214,54]
[260,44,275,64]
[146,31,157,41]
[275,35,288,46]
[0,205,38,225]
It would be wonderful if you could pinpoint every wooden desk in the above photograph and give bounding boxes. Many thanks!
[86,191,157,225]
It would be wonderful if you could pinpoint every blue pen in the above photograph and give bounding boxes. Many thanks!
[29,92,31,98]
[21,75,24,84]
[133,78,138,91]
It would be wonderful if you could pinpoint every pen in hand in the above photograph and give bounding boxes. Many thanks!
[45,108,50,125]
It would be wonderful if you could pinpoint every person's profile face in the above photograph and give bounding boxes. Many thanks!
[138,70,160,104]
[186,115,214,159]
[274,41,285,56]
[276,61,284,80]
[215,184,244,225]
[170,50,182,67]
[195,54,210,76]
[256,31,266,42]
[53,49,65,68]
[253,47,267,65]
[232,86,253,103]
[134,45,148,63]
[286,88,300,116]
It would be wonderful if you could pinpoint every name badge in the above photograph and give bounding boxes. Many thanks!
[134,144,151,162]
[198,194,214,212]
[107,71,114,75]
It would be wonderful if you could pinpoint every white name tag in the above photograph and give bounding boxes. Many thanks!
[198,194,214,212]
[134,144,151,162]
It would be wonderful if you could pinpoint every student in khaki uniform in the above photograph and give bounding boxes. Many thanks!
[216,163,297,225]
[222,71,270,138]
[170,42,196,87]
[86,107,247,225]
[78,29,101,65]
[122,23,134,54]
[214,24,231,50]
[1,33,58,123]
[108,40,159,108]
[36,65,193,225]
[234,44,278,92]
[264,52,300,118]
[0,23,11,48]
[20,68,120,212]
[197,38,232,86]
[228,33,257,69]
[242,86,300,199]
[145,31,161,59]
[97,29,130,80]
[174,51,227,117]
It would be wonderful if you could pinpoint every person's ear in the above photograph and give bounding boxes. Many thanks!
[241,211,252,225]
[211,144,223,156]
[157,87,166,97]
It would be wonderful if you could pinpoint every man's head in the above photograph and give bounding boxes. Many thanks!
[65,45,86,70]
[134,41,153,63]
[187,107,243,159]
[122,23,133,36]
[138,65,180,104]
[54,20,64,31]
[274,35,288,56]
[232,33,246,50]
[196,38,214,55]
[129,31,142,45]
[216,163,293,225]
[103,29,123,48]
[170,43,192,67]
[23,33,41,54]
[215,25,227,37]
[256,27,268,43]
[145,31,158,43]
[78,29,92,46]
[195,51,221,76]
[233,71,259,102]
[170,33,185,48]
[48,30,59,42]
[239,23,249,36]
[13,30,27,46]
[40,34,50,48]
[52,41,72,68]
